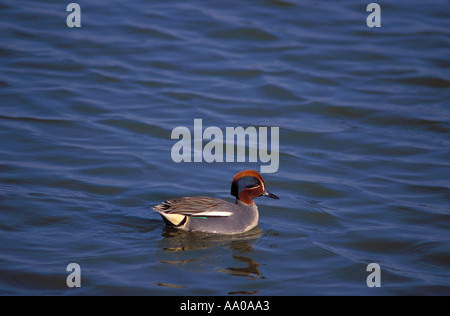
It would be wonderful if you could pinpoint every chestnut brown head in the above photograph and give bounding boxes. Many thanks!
[230,170,279,205]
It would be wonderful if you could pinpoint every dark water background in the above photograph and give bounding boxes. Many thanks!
[0,0,449,295]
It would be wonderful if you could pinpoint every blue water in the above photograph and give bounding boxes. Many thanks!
[1,0,449,295]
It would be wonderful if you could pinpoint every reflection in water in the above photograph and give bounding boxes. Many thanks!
[220,255,261,279]
[160,225,262,252]
[157,226,263,293]
[156,282,187,289]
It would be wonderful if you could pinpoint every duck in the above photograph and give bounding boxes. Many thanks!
[152,170,279,234]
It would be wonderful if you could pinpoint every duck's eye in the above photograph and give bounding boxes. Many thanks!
[240,176,261,188]
[231,176,262,198]
[246,183,261,189]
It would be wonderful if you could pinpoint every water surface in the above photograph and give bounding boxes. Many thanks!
[0,0,449,295]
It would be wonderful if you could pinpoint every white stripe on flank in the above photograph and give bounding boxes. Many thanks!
[193,211,233,217]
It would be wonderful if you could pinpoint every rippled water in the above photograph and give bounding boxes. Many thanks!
[1,0,449,295]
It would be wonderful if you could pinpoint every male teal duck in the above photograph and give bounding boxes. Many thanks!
[153,170,279,234]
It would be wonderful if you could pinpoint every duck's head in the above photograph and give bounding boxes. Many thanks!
[230,170,279,205]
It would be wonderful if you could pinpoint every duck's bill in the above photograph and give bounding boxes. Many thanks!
[262,190,279,199]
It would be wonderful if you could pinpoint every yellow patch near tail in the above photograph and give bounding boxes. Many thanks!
[161,213,187,226]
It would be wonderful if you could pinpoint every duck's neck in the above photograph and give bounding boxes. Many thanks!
[236,197,255,205]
